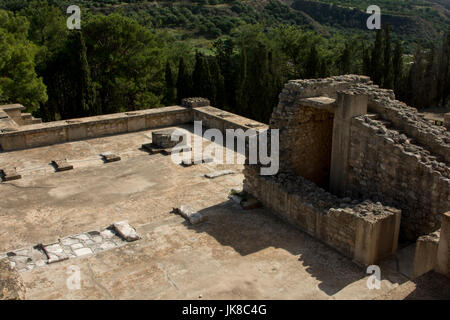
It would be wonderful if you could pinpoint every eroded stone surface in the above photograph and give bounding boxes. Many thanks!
[0,259,26,300]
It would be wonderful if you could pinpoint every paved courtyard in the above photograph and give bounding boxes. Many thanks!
[0,125,420,299]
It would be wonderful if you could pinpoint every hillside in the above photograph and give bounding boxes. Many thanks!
[1,0,447,50]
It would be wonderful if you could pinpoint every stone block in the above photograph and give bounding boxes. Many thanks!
[205,170,236,179]
[0,167,21,182]
[112,221,140,242]
[176,205,208,225]
[51,159,73,172]
[101,152,121,163]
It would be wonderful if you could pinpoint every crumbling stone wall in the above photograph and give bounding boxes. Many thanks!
[244,165,400,265]
[347,115,450,239]
[265,75,450,242]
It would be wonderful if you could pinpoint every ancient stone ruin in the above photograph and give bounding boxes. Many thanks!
[244,75,450,275]
[0,75,449,299]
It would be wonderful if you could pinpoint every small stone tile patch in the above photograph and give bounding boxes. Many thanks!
[0,223,140,273]
[0,167,22,181]
[204,170,236,179]
[51,159,73,172]
[101,152,121,163]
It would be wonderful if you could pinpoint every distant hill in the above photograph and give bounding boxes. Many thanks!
[2,0,448,49]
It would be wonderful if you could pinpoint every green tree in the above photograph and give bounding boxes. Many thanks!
[163,61,176,106]
[192,52,212,99]
[83,14,165,114]
[392,41,403,96]
[208,57,225,107]
[0,10,47,112]
[371,29,384,85]
[305,44,319,78]
[383,24,394,89]
[176,57,191,103]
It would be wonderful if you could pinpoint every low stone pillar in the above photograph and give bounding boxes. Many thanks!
[436,212,450,278]
[412,232,440,278]
[152,129,182,148]
[444,113,450,130]
[353,207,401,265]
[329,90,368,196]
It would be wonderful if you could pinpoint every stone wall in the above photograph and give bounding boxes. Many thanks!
[347,115,450,239]
[0,106,192,151]
[243,165,401,265]
[277,106,333,187]
[266,75,450,242]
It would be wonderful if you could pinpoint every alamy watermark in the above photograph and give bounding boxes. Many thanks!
[366,265,381,290]
[170,121,279,176]
[67,5,81,30]
[367,5,381,30]
[66,265,81,290]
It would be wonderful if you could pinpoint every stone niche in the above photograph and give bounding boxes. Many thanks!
[280,105,334,188]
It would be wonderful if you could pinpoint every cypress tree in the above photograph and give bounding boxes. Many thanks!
[392,41,403,96]
[163,61,176,105]
[383,25,394,89]
[371,29,384,85]
[176,57,191,103]
[75,31,96,116]
[305,44,319,78]
[209,57,225,107]
[362,41,371,77]
[339,42,352,75]
[192,52,212,99]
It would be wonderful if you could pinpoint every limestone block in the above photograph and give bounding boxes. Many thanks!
[101,152,121,163]
[0,167,21,181]
[112,221,140,242]
[205,170,236,179]
[51,159,73,172]
[177,205,207,225]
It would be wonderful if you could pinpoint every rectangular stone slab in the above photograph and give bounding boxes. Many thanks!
[0,167,21,181]
[141,143,191,156]
[112,221,140,242]
[181,155,214,167]
[204,170,235,179]
[43,243,69,264]
[101,152,121,163]
[51,159,73,172]
[177,205,208,225]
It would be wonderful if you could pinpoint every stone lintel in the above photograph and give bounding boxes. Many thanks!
[298,96,336,113]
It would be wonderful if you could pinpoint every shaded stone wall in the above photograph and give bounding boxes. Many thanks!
[347,115,450,240]
[279,106,333,187]
[243,165,401,265]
